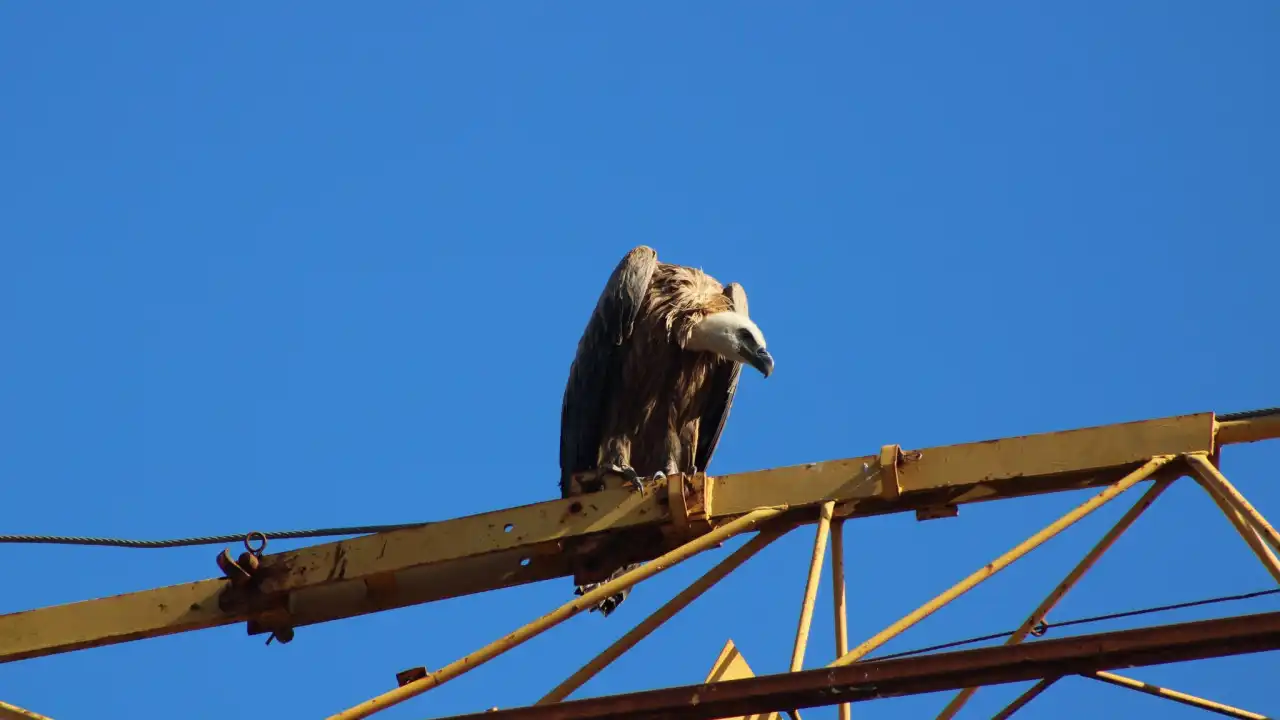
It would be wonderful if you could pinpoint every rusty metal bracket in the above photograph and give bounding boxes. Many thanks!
[879,445,903,501]
[215,531,268,589]
[876,446,946,520]
[215,532,296,646]
[396,667,429,687]
[666,472,713,546]
[668,473,712,534]
[668,473,691,530]
[877,444,925,503]
[916,505,959,522]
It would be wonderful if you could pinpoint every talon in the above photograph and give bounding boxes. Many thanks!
[600,463,648,493]
[597,595,621,616]
[574,583,621,615]
[629,470,666,494]
[600,464,639,485]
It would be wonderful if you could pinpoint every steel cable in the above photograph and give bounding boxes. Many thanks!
[868,587,1280,662]
[0,522,433,549]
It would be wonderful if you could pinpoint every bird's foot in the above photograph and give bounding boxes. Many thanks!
[574,582,626,616]
[601,463,647,493]
[630,470,676,494]
[595,594,624,616]
[574,563,641,617]
[627,469,664,494]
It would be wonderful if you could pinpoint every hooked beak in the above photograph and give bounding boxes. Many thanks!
[747,347,774,378]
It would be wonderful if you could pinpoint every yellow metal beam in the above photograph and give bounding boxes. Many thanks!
[789,501,834,672]
[1199,469,1280,584]
[711,412,1211,520]
[1189,453,1280,555]
[1216,410,1280,446]
[990,678,1058,720]
[0,700,53,720]
[0,411,1220,665]
[829,519,850,720]
[1088,670,1270,719]
[0,578,244,664]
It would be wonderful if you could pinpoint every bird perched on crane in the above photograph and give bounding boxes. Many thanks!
[559,245,774,615]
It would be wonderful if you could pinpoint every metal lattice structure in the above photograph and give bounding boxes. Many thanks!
[1,408,1278,719]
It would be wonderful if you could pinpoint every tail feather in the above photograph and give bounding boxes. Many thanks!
[574,562,646,616]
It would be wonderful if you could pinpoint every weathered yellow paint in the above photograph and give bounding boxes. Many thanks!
[1089,670,1269,719]
[0,411,1224,666]
[0,699,55,720]
[789,501,834,672]
[1217,413,1280,446]
[328,507,787,720]
[256,489,669,596]
[704,640,779,720]
[0,579,241,664]
[710,412,1214,519]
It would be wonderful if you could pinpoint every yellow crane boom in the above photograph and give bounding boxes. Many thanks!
[1,408,1277,720]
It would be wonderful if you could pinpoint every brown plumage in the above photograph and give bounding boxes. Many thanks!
[559,245,774,615]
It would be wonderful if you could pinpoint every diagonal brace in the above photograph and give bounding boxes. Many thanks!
[328,505,787,720]
[1088,670,1270,719]
[990,678,1059,720]
[790,501,835,672]
[935,475,1176,718]
[829,455,1175,668]
[538,523,796,705]
[1199,469,1280,584]
[0,700,54,720]
[1188,453,1280,563]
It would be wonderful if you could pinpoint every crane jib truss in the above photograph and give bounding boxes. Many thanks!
[0,408,1277,719]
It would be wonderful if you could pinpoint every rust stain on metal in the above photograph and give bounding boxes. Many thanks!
[0,411,1230,668]
[396,667,428,687]
[448,611,1280,720]
[329,545,349,582]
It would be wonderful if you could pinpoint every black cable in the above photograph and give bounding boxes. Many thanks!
[0,522,434,549]
[1045,587,1280,631]
[869,630,1017,661]
[867,587,1280,662]
[1217,406,1280,421]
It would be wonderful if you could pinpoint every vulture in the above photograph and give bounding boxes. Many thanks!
[559,245,774,615]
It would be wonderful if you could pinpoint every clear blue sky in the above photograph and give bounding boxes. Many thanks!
[1,3,1277,718]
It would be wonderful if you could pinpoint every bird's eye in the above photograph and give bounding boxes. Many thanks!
[736,329,755,345]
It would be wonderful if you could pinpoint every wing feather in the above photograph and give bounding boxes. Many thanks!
[694,281,749,472]
[559,246,659,496]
